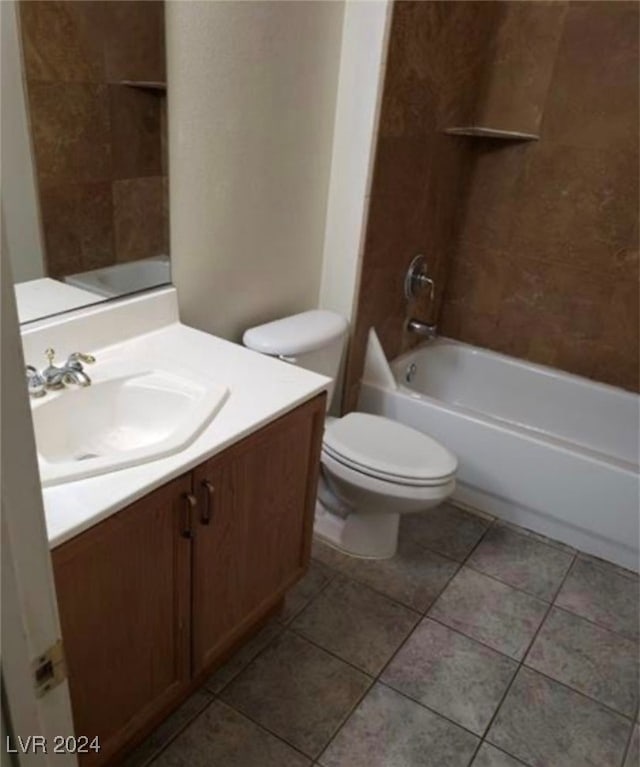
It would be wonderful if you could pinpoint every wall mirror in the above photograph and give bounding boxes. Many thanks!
[2,0,169,324]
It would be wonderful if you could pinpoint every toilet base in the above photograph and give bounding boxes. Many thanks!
[313,500,400,559]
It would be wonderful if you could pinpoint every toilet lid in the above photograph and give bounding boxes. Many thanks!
[323,413,457,483]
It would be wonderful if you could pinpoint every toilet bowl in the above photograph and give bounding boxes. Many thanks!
[317,412,456,557]
[243,310,458,559]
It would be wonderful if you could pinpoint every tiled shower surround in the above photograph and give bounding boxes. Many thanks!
[440,1,639,392]
[345,1,639,406]
[120,505,639,767]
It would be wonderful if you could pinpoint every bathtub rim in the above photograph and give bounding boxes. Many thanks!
[392,336,640,404]
[389,337,640,471]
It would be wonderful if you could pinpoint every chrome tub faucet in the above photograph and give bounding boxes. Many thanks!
[407,318,438,339]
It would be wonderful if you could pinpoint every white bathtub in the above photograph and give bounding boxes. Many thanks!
[65,255,170,298]
[358,336,640,570]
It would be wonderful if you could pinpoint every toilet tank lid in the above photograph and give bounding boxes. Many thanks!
[243,310,348,356]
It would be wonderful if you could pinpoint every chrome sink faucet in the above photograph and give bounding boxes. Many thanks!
[26,349,96,397]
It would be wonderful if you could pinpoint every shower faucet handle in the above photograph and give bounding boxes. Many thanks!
[404,255,435,302]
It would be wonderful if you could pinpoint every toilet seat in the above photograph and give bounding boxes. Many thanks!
[323,413,457,487]
[322,447,455,487]
[322,449,455,490]
[321,449,456,503]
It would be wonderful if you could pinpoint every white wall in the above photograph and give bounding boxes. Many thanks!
[318,0,391,322]
[0,0,45,283]
[1,229,78,767]
[167,0,345,342]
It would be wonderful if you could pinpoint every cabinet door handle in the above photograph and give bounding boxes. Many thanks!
[182,493,197,539]
[201,480,214,525]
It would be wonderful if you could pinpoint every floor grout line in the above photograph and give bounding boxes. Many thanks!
[405,511,492,564]
[424,612,525,662]
[209,566,339,697]
[618,713,637,767]
[517,663,638,722]
[549,548,640,641]
[202,620,286,697]
[214,697,320,763]
[474,741,531,766]
[284,624,378,679]
[312,544,463,614]
[539,602,640,644]
[448,561,548,604]
[459,517,494,564]
[296,566,423,623]
[314,620,487,763]
[575,551,640,582]
[452,518,576,601]
[422,598,639,723]
[313,672,376,765]
[278,564,338,626]
[375,678,488,741]
[488,518,579,556]
[472,549,578,763]
[214,610,381,763]
[132,692,217,767]
[424,529,640,645]
[461,556,573,603]
[447,499,496,525]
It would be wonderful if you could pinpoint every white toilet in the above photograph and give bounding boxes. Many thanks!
[243,310,457,559]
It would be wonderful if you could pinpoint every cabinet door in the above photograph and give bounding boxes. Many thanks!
[192,394,325,674]
[52,475,193,766]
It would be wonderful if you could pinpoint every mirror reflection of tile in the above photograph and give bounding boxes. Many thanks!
[15,0,169,316]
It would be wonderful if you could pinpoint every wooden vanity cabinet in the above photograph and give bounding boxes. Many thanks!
[51,475,193,767]
[191,394,325,673]
[51,394,325,766]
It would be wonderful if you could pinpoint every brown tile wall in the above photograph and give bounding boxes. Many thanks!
[346,0,639,407]
[474,1,568,136]
[19,1,168,279]
[440,1,639,392]
[344,1,501,410]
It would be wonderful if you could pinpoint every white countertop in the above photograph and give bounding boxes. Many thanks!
[15,277,104,323]
[22,288,329,548]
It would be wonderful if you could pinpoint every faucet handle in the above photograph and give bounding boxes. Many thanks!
[404,255,435,302]
[26,365,47,398]
[422,275,435,303]
[42,348,67,389]
[43,348,62,379]
[66,352,96,368]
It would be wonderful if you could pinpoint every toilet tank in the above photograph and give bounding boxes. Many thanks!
[243,310,348,410]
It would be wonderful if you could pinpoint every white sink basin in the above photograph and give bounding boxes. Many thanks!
[33,370,228,486]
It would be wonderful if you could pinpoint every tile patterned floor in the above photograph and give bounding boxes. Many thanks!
[124,502,639,767]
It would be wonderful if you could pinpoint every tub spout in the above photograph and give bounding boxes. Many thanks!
[407,318,437,339]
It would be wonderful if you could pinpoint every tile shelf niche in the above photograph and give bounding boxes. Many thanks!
[443,127,539,141]
[119,80,167,93]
